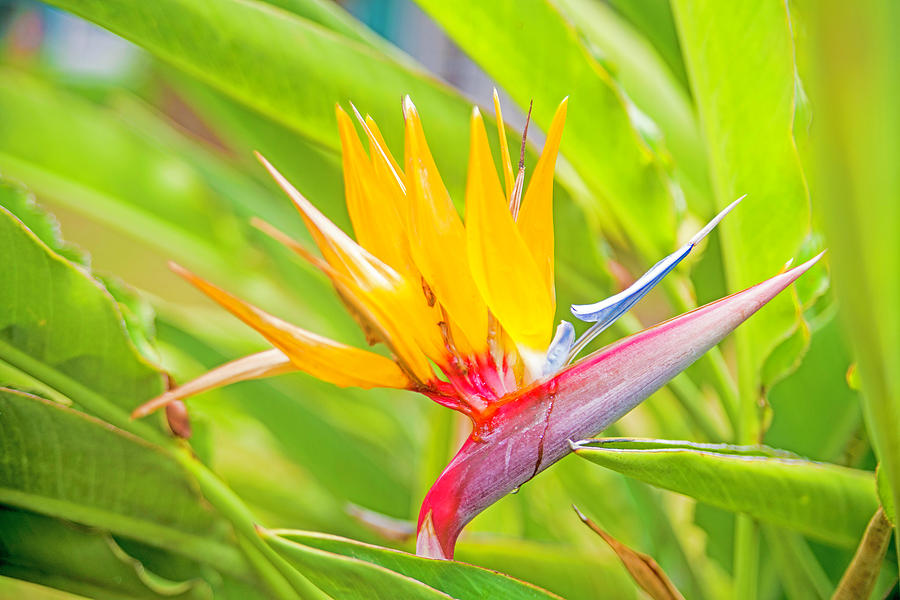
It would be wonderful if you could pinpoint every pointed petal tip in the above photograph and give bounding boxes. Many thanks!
[790,250,826,276]
[471,105,481,119]
[687,194,746,247]
[402,95,417,117]
[348,100,365,123]
[571,504,588,522]
[168,261,189,278]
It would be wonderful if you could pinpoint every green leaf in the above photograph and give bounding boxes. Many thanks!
[765,316,862,463]
[453,539,639,600]
[669,0,812,440]
[39,0,473,198]
[805,1,900,569]
[877,468,895,527]
[0,178,86,266]
[411,0,676,258]
[261,531,453,599]
[605,0,689,92]
[0,575,92,600]
[574,439,878,548]
[0,185,317,599]
[0,201,164,431]
[0,509,213,599]
[271,530,564,600]
[0,388,246,577]
[550,0,710,211]
[0,68,330,326]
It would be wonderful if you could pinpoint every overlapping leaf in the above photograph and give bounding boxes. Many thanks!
[574,439,878,548]
[669,0,813,441]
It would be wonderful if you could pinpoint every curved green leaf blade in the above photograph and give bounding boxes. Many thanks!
[551,0,709,209]
[0,575,92,600]
[573,438,878,548]
[271,530,564,600]
[0,202,163,431]
[0,388,245,577]
[605,0,689,92]
[39,0,472,196]
[669,0,812,440]
[261,530,454,600]
[412,0,676,257]
[0,509,213,600]
[0,187,316,599]
[806,1,900,569]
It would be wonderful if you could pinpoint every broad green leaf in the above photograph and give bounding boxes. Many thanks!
[669,0,812,442]
[412,0,676,258]
[574,439,878,548]
[0,202,163,431]
[760,526,832,600]
[0,69,227,263]
[454,539,638,600]
[0,188,318,599]
[271,530,564,600]
[0,575,91,600]
[605,0,689,91]
[38,0,474,198]
[261,531,453,599]
[551,0,710,211]
[878,469,895,526]
[0,178,86,266]
[0,68,337,329]
[0,509,213,600]
[805,1,900,567]
[765,316,862,463]
[0,388,246,577]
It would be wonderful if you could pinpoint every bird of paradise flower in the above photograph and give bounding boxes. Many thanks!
[134,92,821,560]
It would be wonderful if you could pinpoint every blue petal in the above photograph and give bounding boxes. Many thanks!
[543,320,575,376]
[567,195,745,361]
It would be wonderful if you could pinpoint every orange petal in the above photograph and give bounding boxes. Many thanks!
[249,219,441,382]
[492,89,515,198]
[465,108,554,358]
[403,96,489,354]
[258,148,444,370]
[518,98,568,311]
[171,263,411,389]
[132,349,294,418]
[257,152,393,288]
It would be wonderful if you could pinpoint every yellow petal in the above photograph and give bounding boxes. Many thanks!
[492,89,515,198]
[257,152,399,290]
[171,263,411,389]
[364,114,405,187]
[360,113,412,234]
[465,108,554,354]
[132,349,294,418]
[403,96,489,354]
[250,219,441,382]
[336,106,412,277]
[517,98,568,311]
